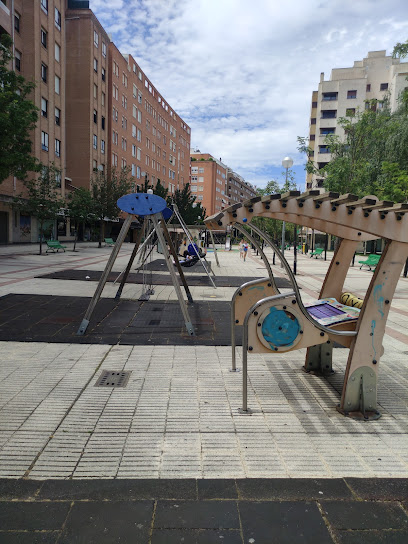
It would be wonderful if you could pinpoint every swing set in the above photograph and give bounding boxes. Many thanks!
[205,190,408,420]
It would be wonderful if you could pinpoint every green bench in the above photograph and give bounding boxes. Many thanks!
[46,240,66,253]
[104,238,115,246]
[358,254,381,271]
[310,247,324,259]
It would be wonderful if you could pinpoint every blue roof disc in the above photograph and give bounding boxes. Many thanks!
[117,193,167,216]
[162,207,173,220]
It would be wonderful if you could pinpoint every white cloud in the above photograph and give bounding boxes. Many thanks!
[91,0,408,189]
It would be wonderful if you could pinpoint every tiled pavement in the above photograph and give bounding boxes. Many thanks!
[0,242,407,542]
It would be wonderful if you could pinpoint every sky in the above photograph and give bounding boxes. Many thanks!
[91,0,408,191]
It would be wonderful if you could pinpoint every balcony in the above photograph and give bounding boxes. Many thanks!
[322,92,338,101]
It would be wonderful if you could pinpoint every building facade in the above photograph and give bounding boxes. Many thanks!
[308,50,408,188]
[190,152,256,216]
[0,0,191,244]
[0,0,66,243]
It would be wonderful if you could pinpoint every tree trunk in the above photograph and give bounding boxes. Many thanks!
[98,219,104,248]
[73,221,78,252]
[39,219,43,255]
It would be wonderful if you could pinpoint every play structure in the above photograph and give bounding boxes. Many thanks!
[205,190,408,420]
[77,193,197,337]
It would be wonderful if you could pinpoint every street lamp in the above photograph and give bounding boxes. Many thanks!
[281,157,293,266]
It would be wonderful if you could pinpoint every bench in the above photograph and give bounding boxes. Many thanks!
[310,247,324,259]
[46,240,66,253]
[104,238,115,246]
[358,254,381,271]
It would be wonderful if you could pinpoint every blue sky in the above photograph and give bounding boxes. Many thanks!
[91,0,408,191]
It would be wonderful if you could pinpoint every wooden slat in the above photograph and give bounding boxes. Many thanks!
[296,190,320,202]
[228,203,243,212]
[244,196,261,207]
[330,193,359,206]
[280,190,301,200]
[361,200,395,211]
[313,191,339,202]
[376,203,408,213]
[346,197,377,209]
[261,193,281,203]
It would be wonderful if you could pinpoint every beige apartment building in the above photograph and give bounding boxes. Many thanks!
[190,152,256,216]
[308,50,408,188]
[0,0,66,243]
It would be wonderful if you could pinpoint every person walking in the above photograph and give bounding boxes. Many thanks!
[242,241,249,261]
[239,238,244,259]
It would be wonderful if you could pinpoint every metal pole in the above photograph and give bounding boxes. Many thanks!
[209,229,220,267]
[404,257,408,278]
[115,223,144,299]
[151,213,195,336]
[293,225,297,276]
[324,233,328,262]
[280,221,285,267]
[77,214,133,335]
[160,219,194,303]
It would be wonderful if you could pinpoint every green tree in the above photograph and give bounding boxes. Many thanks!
[91,167,133,247]
[0,34,39,183]
[66,187,95,251]
[256,179,280,197]
[170,183,206,224]
[13,165,64,255]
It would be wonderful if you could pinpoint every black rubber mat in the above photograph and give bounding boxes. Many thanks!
[144,258,212,272]
[36,269,293,289]
[0,294,240,346]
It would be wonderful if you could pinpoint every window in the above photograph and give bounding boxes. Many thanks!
[55,42,60,63]
[102,42,107,58]
[122,116,127,129]
[198,176,204,182]
[122,95,127,109]
[41,0,48,14]
[136,166,141,178]
[55,75,60,95]
[93,58,98,72]
[321,110,336,119]
[121,159,127,169]
[121,137,127,151]
[132,145,137,158]
[320,127,335,135]
[15,50,21,71]
[101,92,105,106]
[347,90,357,99]
[137,128,141,142]
[41,131,49,151]
[55,139,61,157]
[137,147,141,160]
[101,67,105,81]
[55,7,61,30]
[93,134,97,149]
[309,134,315,141]
[312,101,317,108]
[322,92,337,101]
[380,83,388,91]
[101,116,105,130]
[122,73,127,87]
[112,153,118,167]
[55,107,60,126]
[366,84,371,92]
[93,109,97,124]
[41,97,48,118]
[132,124,136,137]
[101,140,105,154]
[55,172,61,187]
[311,118,316,125]
[41,28,47,48]
[93,159,97,171]
[14,13,20,33]
[94,83,98,99]
[319,145,330,154]
[94,30,99,47]
[346,108,355,116]
[41,63,47,83]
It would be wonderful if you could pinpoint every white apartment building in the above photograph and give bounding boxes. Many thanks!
[308,50,408,188]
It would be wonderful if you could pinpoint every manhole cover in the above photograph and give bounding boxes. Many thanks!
[95,370,131,388]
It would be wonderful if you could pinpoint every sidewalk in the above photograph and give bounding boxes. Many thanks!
[0,243,407,542]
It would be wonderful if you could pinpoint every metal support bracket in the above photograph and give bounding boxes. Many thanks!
[337,366,381,420]
[304,342,334,375]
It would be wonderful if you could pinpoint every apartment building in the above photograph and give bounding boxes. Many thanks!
[0,0,66,243]
[190,152,256,216]
[109,43,191,196]
[308,50,408,188]
[227,171,257,206]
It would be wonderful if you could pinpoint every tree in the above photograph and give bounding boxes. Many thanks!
[91,167,134,247]
[170,183,206,224]
[0,34,39,183]
[66,187,95,251]
[13,165,64,255]
[256,179,280,197]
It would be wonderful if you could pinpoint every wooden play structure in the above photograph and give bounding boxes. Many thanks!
[205,190,408,420]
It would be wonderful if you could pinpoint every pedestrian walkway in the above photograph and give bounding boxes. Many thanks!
[0,243,407,542]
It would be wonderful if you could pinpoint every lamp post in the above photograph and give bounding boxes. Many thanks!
[281,156,293,266]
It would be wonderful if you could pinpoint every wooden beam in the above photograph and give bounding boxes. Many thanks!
[346,197,377,209]
[330,193,359,206]
[361,200,395,211]
[312,191,339,202]
[261,193,282,203]
[296,190,320,202]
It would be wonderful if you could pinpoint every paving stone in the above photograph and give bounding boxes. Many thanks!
[0,532,59,544]
[38,478,197,500]
[197,479,237,500]
[345,478,408,500]
[151,528,243,543]
[236,478,353,500]
[59,501,153,544]
[154,500,240,529]
[239,501,333,543]
[0,479,42,500]
[0,502,70,531]
[334,529,408,544]
[322,501,408,530]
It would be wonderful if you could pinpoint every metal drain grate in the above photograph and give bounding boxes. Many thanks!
[95,370,131,388]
